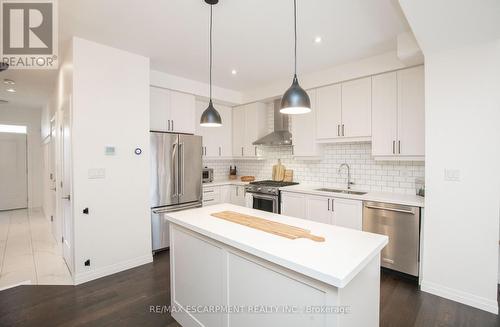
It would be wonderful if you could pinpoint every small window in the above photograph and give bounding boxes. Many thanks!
[0,124,27,134]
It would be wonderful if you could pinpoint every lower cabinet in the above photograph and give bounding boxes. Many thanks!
[281,191,362,231]
[203,184,246,207]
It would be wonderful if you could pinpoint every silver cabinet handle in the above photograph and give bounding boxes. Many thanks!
[179,142,184,196]
[337,125,340,136]
[241,147,244,156]
[203,190,214,193]
[168,120,171,131]
[62,195,70,200]
[219,146,221,156]
[328,199,330,211]
[172,120,174,131]
[254,146,257,156]
[364,205,415,215]
[331,198,334,211]
[392,141,396,154]
[342,124,345,136]
[398,141,401,154]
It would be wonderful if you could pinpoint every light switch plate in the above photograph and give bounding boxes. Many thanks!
[88,168,106,179]
[444,169,460,182]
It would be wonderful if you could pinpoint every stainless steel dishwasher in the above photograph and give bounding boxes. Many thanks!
[363,201,420,276]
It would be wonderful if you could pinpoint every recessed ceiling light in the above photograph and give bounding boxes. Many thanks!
[6,88,16,93]
[3,79,15,85]
[314,36,322,44]
[231,69,237,75]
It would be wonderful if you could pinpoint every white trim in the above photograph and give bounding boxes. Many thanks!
[73,254,153,285]
[421,280,499,314]
[0,280,32,291]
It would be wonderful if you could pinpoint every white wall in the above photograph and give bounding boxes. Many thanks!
[420,40,500,314]
[71,38,152,283]
[0,106,43,209]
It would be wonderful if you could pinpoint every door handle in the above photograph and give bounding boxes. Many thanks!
[219,146,221,156]
[398,141,401,154]
[254,146,257,156]
[392,141,396,154]
[168,120,171,131]
[328,199,330,211]
[179,143,184,196]
[172,143,178,196]
[172,120,174,131]
[331,198,334,211]
[364,205,415,215]
[337,125,340,137]
[62,195,71,201]
[241,147,244,156]
[342,124,345,136]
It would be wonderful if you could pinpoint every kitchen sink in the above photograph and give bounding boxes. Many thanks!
[315,188,367,196]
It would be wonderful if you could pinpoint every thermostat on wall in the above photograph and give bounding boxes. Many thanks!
[105,146,116,156]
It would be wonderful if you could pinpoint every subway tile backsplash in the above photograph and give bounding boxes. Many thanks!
[204,142,424,195]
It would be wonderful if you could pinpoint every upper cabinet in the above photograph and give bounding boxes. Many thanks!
[232,102,267,158]
[150,86,196,134]
[372,66,424,160]
[195,101,232,158]
[315,77,372,143]
[291,90,322,159]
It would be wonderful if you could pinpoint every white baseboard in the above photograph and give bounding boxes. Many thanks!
[74,254,153,285]
[421,280,498,314]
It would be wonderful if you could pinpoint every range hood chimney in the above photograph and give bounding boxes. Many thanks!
[253,99,292,146]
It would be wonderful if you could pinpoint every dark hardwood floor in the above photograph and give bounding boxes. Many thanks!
[0,251,498,327]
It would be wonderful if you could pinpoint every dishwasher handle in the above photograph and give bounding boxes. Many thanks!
[364,204,415,215]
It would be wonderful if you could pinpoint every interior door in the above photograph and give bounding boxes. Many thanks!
[0,132,27,210]
[151,132,179,207]
[178,134,202,204]
[61,99,73,273]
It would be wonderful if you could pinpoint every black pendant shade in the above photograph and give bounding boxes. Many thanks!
[200,0,222,127]
[280,74,311,114]
[200,100,222,127]
[280,0,311,115]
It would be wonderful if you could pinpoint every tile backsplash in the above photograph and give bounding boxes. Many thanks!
[204,142,424,195]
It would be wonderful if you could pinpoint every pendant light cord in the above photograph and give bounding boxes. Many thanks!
[209,5,213,100]
[294,0,297,77]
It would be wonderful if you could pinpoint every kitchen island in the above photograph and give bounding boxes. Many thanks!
[165,204,388,327]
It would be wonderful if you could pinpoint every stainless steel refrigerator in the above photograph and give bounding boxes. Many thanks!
[150,132,202,252]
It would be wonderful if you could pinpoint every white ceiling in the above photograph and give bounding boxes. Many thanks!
[1,0,410,110]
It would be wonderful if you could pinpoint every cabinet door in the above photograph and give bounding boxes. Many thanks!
[316,84,342,139]
[332,198,362,230]
[170,91,195,134]
[397,66,425,157]
[150,86,170,131]
[292,90,320,158]
[230,185,246,206]
[244,103,267,157]
[372,72,398,156]
[217,105,233,157]
[305,195,333,224]
[220,185,231,203]
[281,192,306,219]
[341,77,372,137]
[232,107,245,157]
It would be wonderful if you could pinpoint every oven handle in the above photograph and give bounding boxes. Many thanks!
[251,193,278,201]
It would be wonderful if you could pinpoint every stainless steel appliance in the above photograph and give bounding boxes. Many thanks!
[363,201,420,276]
[202,167,214,183]
[253,99,293,146]
[245,180,298,214]
[150,132,202,252]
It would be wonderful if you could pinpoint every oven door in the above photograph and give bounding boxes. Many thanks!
[252,193,278,213]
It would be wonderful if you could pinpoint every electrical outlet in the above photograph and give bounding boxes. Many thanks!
[84,259,90,266]
[88,168,106,179]
[444,169,461,182]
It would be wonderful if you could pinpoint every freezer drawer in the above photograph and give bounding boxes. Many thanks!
[363,201,420,276]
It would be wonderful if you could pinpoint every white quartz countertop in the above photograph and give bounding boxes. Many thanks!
[202,179,250,187]
[165,204,388,288]
[280,184,425,207]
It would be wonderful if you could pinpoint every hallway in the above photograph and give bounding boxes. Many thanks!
[0,209,72,289]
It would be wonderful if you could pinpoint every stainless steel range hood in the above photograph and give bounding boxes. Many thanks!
[253,99,292,146]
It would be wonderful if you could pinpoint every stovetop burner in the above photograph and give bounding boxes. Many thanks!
[249,180,299,187]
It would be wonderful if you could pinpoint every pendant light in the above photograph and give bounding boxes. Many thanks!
[200,0,222,127]
[280,0,311,115]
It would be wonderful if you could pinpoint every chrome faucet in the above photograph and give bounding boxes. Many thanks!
[338,163,354,190]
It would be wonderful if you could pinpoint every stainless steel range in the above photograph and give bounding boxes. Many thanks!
[245,180,298,214]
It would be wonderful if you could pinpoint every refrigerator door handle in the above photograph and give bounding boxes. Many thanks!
[178,142,184,196]
[172,143,178,197]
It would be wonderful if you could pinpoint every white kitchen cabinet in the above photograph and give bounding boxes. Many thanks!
[230,185,246,206]
[202,186,221,206]
[281,191,362,231]
[371,66,424,160]
[291,90,322,159]
[232,102,267,158]
[331,198,363,230]
[306,195,333,225]
[341,77,372,138]
[316,84,342,140]
[280,192,306,218]
[150,86,196,134]
[315,77,372,143]
[196,101,232,158]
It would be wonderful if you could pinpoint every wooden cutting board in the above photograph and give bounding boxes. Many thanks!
[283,169,294,182]
[272,159,286,181]
[210,211,325,242]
